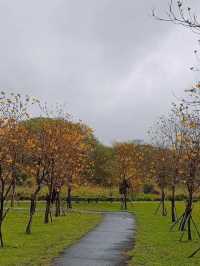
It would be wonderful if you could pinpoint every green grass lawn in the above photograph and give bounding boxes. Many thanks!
[130,202,200,266]
[0,208,101,266]
[72,201,200,266]
[4,200,200,266]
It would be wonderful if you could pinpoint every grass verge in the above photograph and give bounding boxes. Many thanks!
[5,201,200,266]
[129,202,200,266]
[0,209,101,266]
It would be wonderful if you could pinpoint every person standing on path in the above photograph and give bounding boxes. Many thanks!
[119,179,129,210]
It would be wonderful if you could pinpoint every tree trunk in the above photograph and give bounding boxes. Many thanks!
[171,185,176,222]
[180,190,193,240]
[187,191,193,240]
[10,181,16,208]
[124,193,127,210]
[188,215,192,241]
[26,197,36,234]
[67,187,72,209]
[0,223,3,248]
[55,192,61,217]
[120,194,123,209]
[161,188,166,216]
[44,195,51,224]
[44,169,54,224]
[26,185,41,234]
[0,200,4,247]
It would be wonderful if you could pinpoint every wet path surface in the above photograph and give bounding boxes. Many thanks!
[54,212,135,266]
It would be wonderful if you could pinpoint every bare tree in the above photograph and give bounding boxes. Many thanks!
[149,120,172,217]
[170,103,200,241]
[153,0,200,33]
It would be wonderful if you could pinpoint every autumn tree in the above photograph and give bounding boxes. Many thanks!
[173,103,200,241]
[0,92,37,245]
[151,107,185,221]
[114,142,143,209]
[149,121,173,217]
[24,116,69,231]
[63,122,94,210]
[162,109,184,222]
[42,118,68,224]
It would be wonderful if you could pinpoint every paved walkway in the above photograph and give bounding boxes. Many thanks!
[53,212,135,266]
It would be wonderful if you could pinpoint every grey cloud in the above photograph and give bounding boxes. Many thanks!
[0,0,198,144]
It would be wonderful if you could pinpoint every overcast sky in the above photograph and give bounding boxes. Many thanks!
[0,0,199,144]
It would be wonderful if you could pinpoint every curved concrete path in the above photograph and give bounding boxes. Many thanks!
[54,212,135,266]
